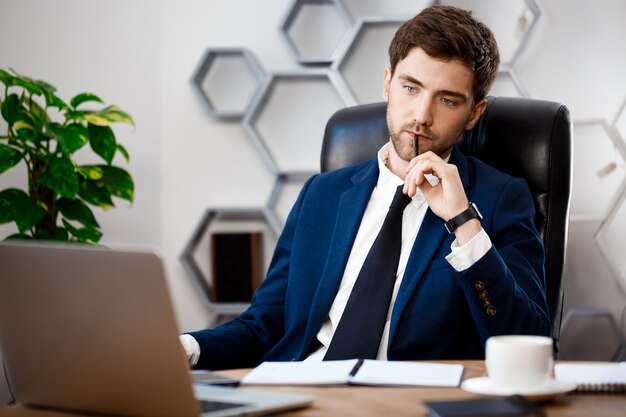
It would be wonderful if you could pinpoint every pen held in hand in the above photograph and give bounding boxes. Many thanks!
[413,134,419,159]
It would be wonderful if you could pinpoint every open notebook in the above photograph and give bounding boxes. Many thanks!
[555,362,626,393]
[241,359,464,387]
[0,241,312,417]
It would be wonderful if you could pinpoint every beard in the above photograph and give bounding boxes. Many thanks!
[386,113,462,161]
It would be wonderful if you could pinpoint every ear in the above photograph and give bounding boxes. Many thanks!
[382,67,392,102]
[465,99,487,130]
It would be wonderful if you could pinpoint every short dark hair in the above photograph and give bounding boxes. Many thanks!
[388,5,500,104]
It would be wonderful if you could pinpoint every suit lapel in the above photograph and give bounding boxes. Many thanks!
[300,160,379,354]
[389,148,473,339]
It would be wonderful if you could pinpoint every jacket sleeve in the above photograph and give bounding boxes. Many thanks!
[459,176,551,343]
[188,175,317,370]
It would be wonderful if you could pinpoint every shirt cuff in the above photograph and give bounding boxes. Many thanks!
[179,334,201,367]
[445,228,492,272]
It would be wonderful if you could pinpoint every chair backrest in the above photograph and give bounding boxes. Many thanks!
[320,96,573,347]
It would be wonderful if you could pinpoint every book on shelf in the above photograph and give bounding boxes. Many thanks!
[554,362,626,393]
[240,359,464,387]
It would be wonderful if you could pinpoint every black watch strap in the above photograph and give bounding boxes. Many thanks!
[444,202,483,234]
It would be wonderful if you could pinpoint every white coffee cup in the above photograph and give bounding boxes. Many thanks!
[485,335,553,392]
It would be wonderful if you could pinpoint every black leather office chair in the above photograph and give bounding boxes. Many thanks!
[321,97,572,352]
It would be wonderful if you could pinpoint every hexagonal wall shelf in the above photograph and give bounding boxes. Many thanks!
[594,99,626,296]
[613,96,626,155]
[267,173,311,225]
[559,308,626,360]
[333,18,404,104]
[595,182,626,296]
[280,0,353,64]
[243,70,354,175]
[570,120,626,221]
[191,48,265,120]
[180,208,281,324]
[341,0,433,20]
[436,0,540,65]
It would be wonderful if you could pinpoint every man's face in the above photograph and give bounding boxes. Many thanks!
[383,47,486,162]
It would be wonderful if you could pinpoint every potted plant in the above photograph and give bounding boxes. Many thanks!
[0,68,134,244]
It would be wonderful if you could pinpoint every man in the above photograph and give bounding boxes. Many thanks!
[180,5,550,370]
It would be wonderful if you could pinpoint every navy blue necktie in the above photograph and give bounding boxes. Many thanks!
[324,185,412,360]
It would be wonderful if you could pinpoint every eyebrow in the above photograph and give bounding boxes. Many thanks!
[398,74,469,101]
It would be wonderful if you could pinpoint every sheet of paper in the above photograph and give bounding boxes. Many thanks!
[241,359,359,385]
[348,360,464,387]
[554,362,626,384]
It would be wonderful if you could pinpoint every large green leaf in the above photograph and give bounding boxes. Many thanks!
[1,94,22,125]
[57,197,100,228]
[77,165,103,180]
[11,75,42,95]
[0,144,22,174]
[0,188,47,234]
[100,165,134,202]
[39,156,79,199]
[81,105,135,127]
[0,69,15,86]
[78,179,114,209]
[70,93,103,109]
[13,120,34,131]
[28,99,48,128]
[88,124,116,164]
[49,123,89,155]
[78,165,134,205]
[116,143,130,163]
[43,90,69,110]
[62,219,102,244]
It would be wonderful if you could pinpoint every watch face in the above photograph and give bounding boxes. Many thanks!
[470,203,483,220]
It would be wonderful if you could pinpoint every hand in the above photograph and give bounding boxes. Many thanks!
[179,334,200,367]
[403,152,481,244]
[403,151,468,218]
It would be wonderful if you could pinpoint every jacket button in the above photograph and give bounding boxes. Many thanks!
[487,306,497,316]
[479,290,489,300]
[475,281,485,291]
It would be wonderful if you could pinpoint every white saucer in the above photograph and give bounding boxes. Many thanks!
[461,377,577,402]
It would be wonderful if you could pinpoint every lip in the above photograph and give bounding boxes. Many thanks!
[406,130,432,140]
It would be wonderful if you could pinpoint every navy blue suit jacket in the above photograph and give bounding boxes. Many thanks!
[190,148,550,370]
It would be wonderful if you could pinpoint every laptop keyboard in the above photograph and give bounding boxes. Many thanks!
[199,399,249,413]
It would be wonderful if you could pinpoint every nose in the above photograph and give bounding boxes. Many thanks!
[412,95,434,127]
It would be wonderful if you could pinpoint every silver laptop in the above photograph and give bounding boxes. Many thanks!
[0,241,312,417]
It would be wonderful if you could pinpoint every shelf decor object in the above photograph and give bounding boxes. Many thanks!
[210,231,263,303]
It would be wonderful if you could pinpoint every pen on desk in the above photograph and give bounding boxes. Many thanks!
[349,358,365,377]
[413,134,418,159]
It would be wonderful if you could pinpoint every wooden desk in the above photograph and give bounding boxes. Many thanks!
[1,361,624,416]
[219,361,626,417]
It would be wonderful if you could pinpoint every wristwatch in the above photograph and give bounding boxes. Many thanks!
[444,202,483,234]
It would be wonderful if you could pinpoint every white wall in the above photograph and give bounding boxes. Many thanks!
[1,4,626,402]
